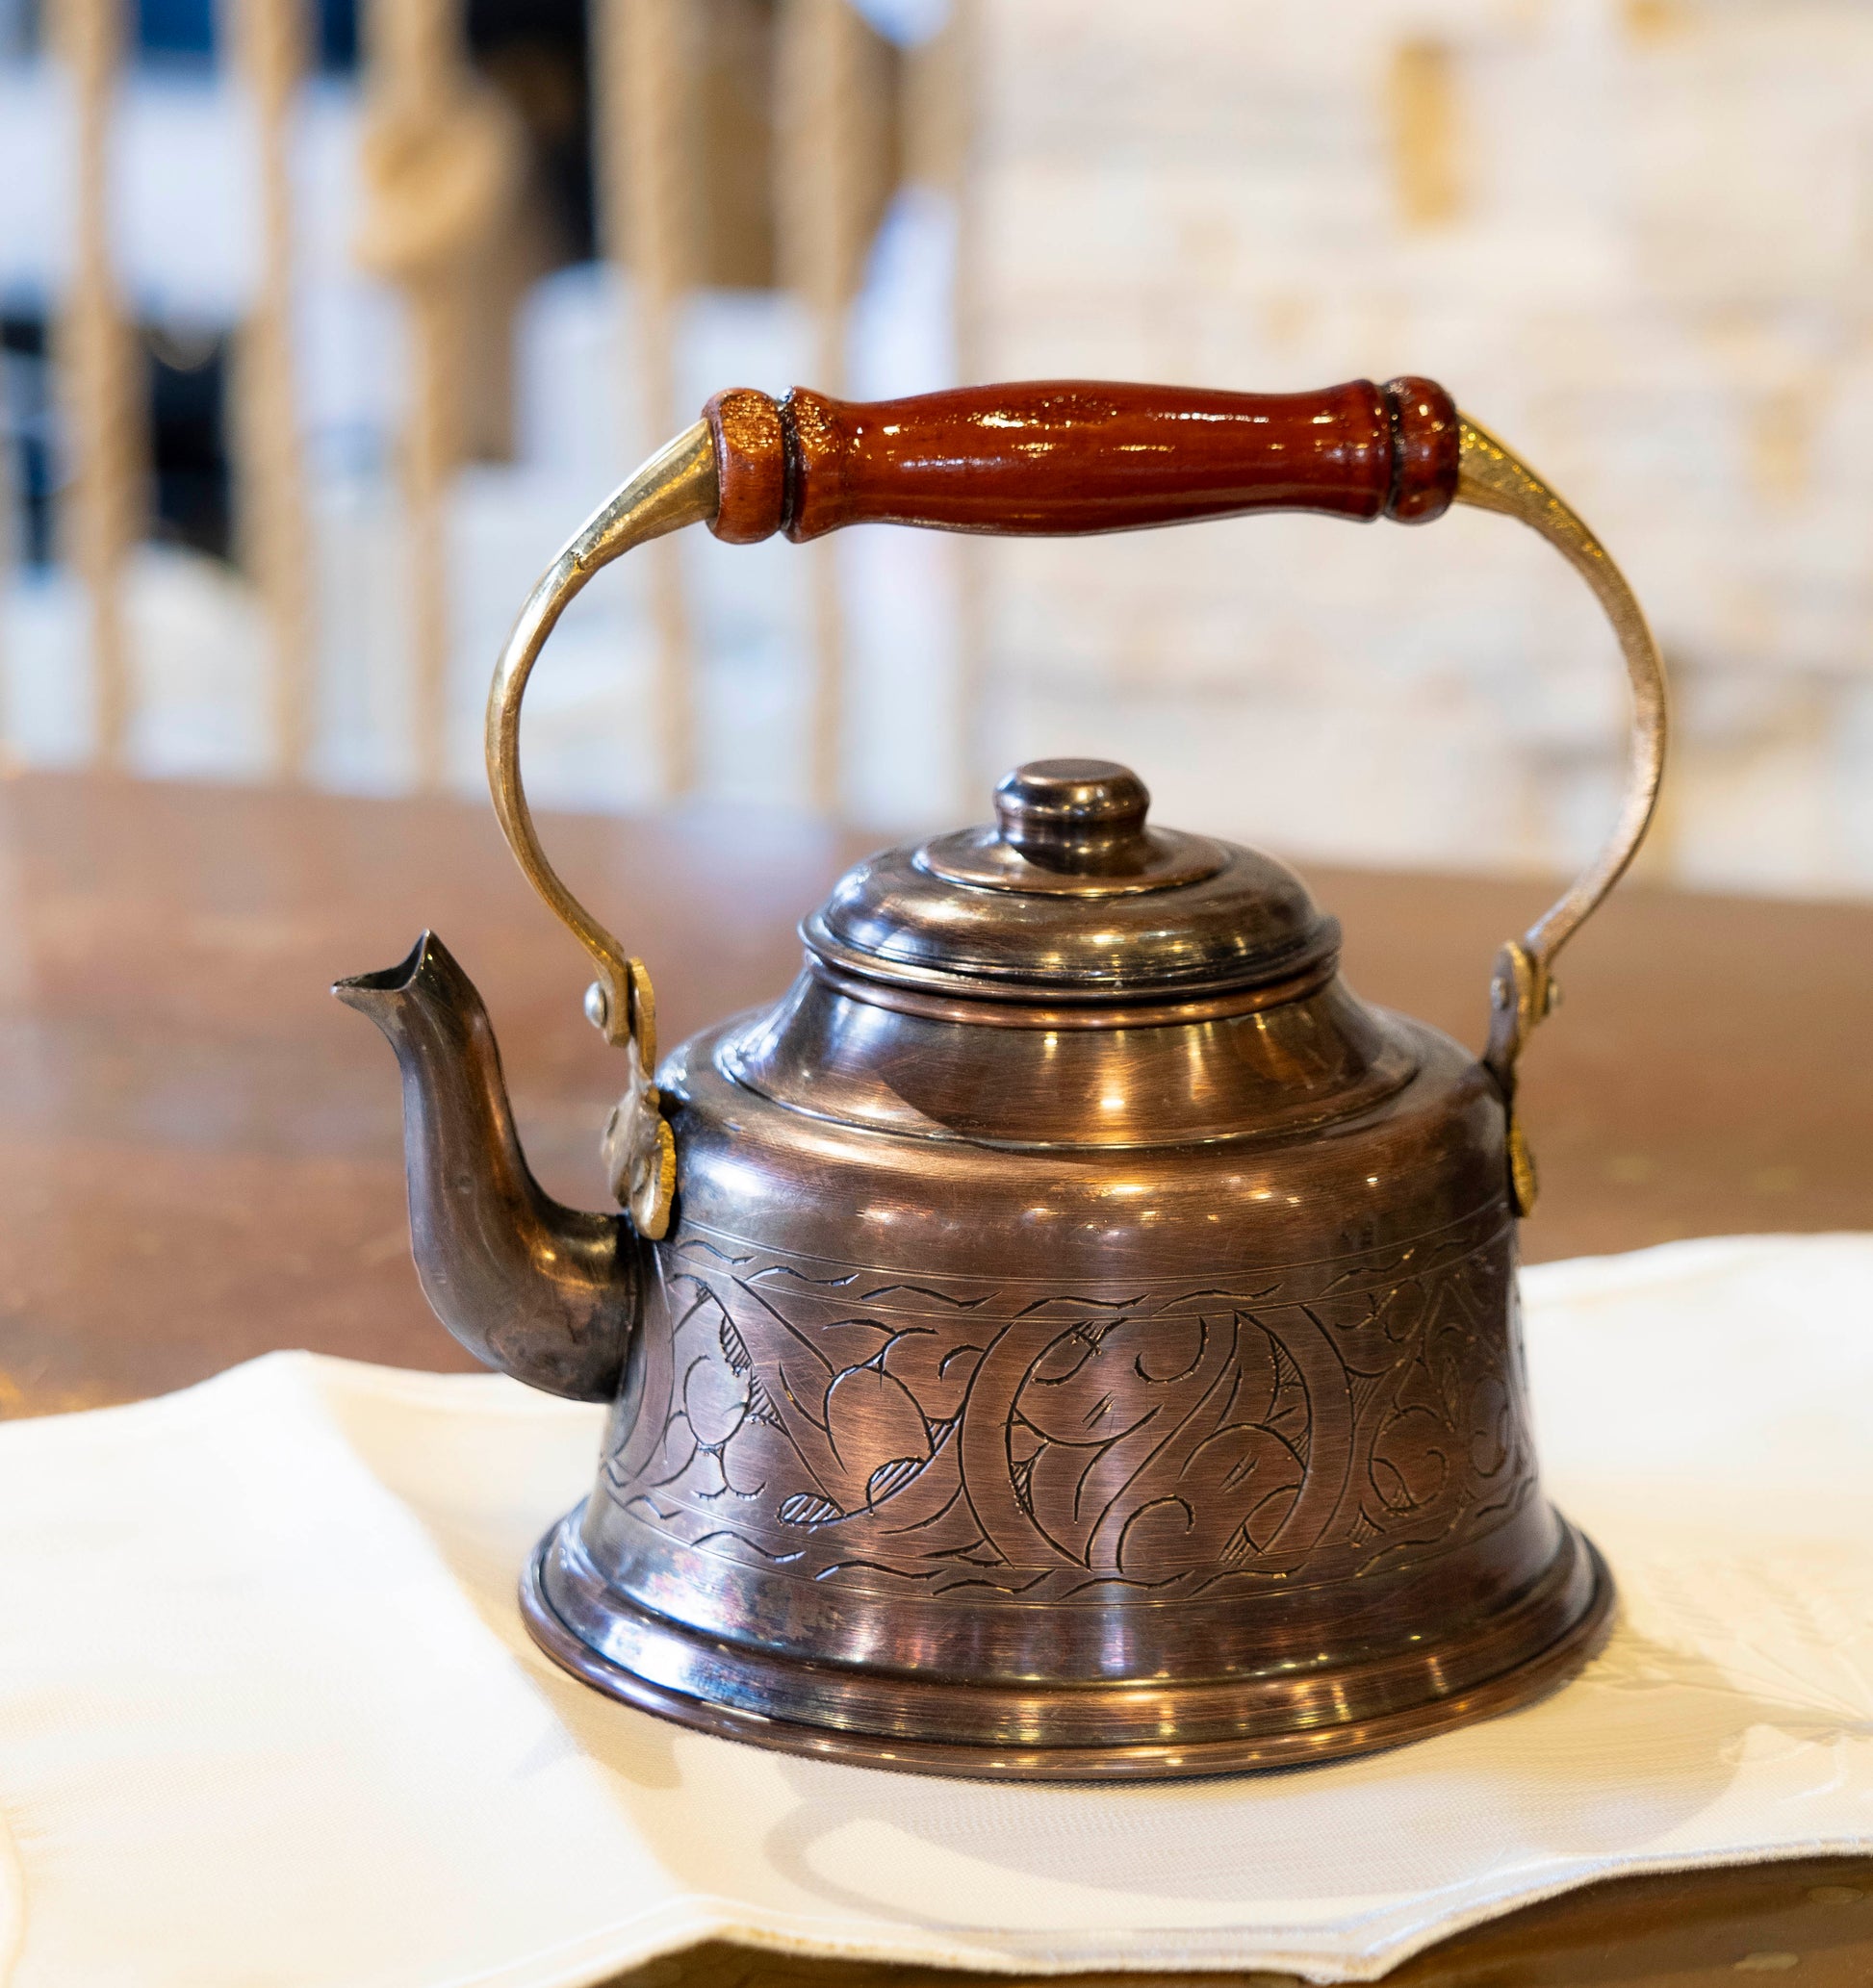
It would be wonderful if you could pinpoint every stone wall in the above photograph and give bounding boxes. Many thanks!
[968,0,1873,895]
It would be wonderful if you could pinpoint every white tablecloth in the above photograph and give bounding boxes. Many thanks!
[2,1235,1870,1987]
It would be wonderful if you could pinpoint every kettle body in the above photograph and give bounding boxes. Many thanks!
[544,980,1597,1773]
[341,377,1663,1777]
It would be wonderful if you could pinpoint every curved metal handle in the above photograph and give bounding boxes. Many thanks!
[487,383,1664,1233]
[484,420,718,1237]
[1454,418,1667,1211]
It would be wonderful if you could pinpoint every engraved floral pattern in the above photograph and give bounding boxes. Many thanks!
[600,1201,1535,1601]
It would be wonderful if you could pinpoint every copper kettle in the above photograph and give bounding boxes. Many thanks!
[338,378,1666,1778]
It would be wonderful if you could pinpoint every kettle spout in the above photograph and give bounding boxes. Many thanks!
[335,932,636,1402]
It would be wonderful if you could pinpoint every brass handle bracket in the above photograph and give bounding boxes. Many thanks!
[1455,417,1668,1213]
[484,421,719,1238]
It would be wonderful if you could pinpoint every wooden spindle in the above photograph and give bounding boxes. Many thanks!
[53,0,144,770]
[904,0,979,814]
[224,0,313,781]
[596,0,699,799]
[774,0,890,814]
[357,0,520,792]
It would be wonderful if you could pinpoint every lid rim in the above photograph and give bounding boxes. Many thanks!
[803,949,1343,1027]
[801,912,1343,1004]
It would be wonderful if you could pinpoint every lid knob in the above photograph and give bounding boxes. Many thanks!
[994,759,1152,874]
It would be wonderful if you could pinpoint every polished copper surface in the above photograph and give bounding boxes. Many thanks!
[521,1523,1612,1778]
[5,768,1872,1971]
[335,933,634,1403]
[343,756,1611,1776]
[725,955,1402,1144]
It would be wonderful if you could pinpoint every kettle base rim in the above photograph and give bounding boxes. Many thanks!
[519,1516,1614,1781]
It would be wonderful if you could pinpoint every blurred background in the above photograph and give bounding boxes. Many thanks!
[2,0,1872,892]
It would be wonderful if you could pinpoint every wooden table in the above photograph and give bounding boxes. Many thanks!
[2,768,1869,1983]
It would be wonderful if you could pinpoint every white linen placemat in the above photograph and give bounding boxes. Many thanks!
[1,1235,1870,1988]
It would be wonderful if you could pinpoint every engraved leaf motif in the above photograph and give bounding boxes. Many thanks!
[628,1208,1525,1596]
[683,1354,750,1448]
[1025,1430,1100,1553]
[865,1456,927,1507]
[1180,1422,1306,1554]
[883,1328,984,1423]
[824,1364,932,1487]
[1369,1408,1449,1514]
[1467,1373,1512,1477]
[1116,1496,1196,1576]
[1017,1322,1159,1444]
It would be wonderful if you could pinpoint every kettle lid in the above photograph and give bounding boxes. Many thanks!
[805,759,1338,1002]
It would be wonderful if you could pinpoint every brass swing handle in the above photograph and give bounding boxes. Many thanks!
[488,377,1665,1233]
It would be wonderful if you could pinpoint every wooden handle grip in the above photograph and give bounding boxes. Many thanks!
[703,377,1459,545]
